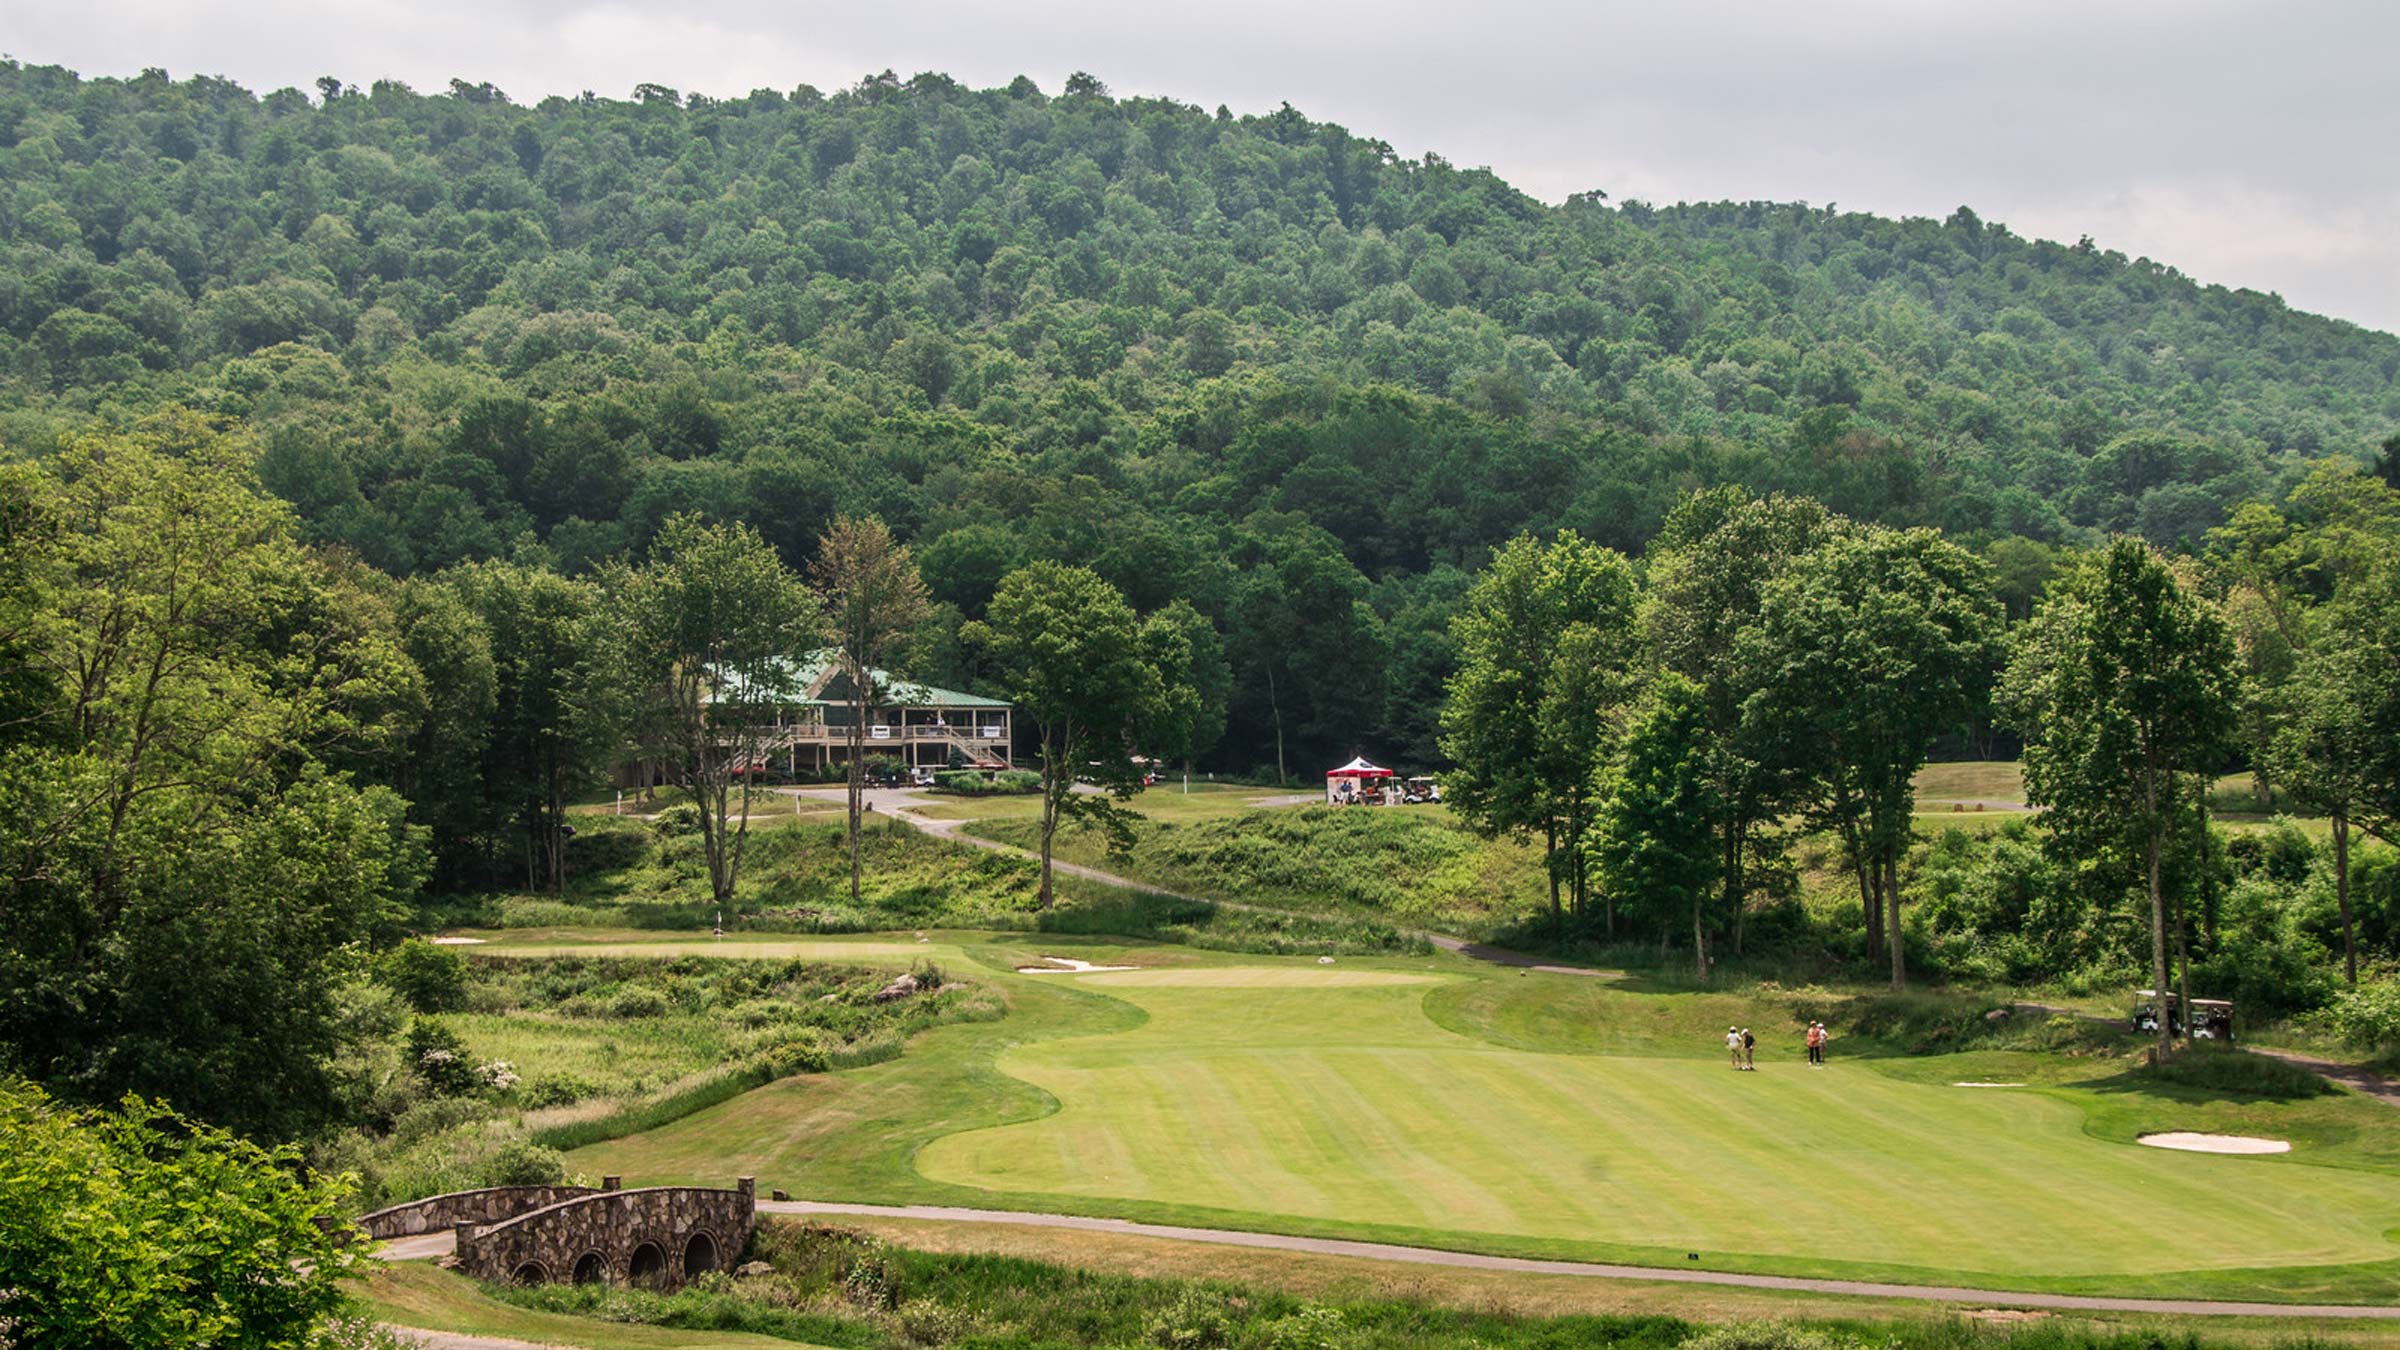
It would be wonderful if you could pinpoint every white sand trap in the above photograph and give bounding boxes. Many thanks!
[1953,1081,2025,1088]
[1016,957,1141,974]
[428,936,487,945]
[2138,1131,2290,1155]
[1083,967,1440,989]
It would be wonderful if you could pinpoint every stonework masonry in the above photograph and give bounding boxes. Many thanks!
[356,1185,603,1238]
[442,1176,758,1291]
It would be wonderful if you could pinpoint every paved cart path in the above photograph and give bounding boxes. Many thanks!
[374,1203,2400,1320]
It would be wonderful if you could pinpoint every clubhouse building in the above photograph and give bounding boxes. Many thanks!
[613,653,1014,787]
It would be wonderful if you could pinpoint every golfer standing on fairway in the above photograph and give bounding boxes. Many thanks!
[1726,1027,1742,1068]
[1741,1028,1756,1070]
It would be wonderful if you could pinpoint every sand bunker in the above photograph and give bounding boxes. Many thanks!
[2138,1132,2290,1155]
[1016,956,1141,974]
[1953,1081,2025,1088]
[428,936,487,945]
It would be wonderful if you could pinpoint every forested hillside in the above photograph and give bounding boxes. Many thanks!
[3,60,2396,769]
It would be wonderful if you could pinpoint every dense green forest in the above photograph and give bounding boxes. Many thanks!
[3,60,2397,773]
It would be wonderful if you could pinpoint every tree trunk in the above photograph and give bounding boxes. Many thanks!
[1886,848,1905,991]
[2147,829,2171,1062]
[1037,784,1059,909]
[1264,664,1286,786]
[2175,887,2192,1048]
[1692,890,1709,982]
[1720,821,1744,965]
[1544,820,1562,934]
[2335,811,2357,986]
[1036,726,1066,908]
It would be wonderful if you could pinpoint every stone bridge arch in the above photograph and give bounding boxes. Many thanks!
[389,1176,757,1294]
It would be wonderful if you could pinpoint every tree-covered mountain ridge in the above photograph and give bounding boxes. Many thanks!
[6,59,2395,557]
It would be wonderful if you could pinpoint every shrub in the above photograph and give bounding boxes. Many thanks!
[996,769,1042,792]
[0,1080,360,1348]
[1144,1286,1235,1348]
[406,1020,479,1096]
[609,986,671,1018]
[387,1095,495,1147]
[478,1138,567,1187]
[519,1073,598,1109]
[2328,978,2400,1052]
[756,1032,833,1078]
[380,939,470,1013]
[652,802,704,837]
[1678,1324,1861,1350]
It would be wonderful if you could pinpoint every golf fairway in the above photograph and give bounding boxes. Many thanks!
[913,967,2400,1278]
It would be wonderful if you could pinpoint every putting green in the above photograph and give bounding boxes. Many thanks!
[916,968,2400,1279]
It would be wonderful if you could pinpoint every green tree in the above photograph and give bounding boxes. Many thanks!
[2267,561,2400,984]
[812,515,933,905]
[1641,490,1835,957]
[1743,526,2002,987]
[968,562,1164,906]
[447,561,606,892]
[1590,674,1722,977]
[2000,539,2237,1057]
[0,416,425,1136]
[392,576,498,889]
[594,515,823,919]
[1143,599,1231,791]
[0,1079,364,1348]
[1440,531,1640,930]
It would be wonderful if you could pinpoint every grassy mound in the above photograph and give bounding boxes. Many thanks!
[2137,1044,2340,1101]
[427,815,1043,933]
[976,806,1546,940]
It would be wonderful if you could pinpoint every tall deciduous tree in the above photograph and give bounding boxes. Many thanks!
[446,560,604,893]
[968,562,1166,907]
[1441,530,1639,931]
[596,515,822,921]
[2001,539,2236,1057]
[811,516,932,905]
[1590,674,1722,978]
[1743,526,2002,987]
[2267,560,2400,984]
[1143,599,1230,791]
[0,416,426,1136]
[1641,490,1834,956]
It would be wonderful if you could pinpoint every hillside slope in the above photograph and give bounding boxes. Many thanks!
[3,60,2395,769]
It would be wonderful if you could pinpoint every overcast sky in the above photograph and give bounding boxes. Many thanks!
[12,1,2398,335]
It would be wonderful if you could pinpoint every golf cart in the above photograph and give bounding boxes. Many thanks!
[1402,776,1441,804]
[2131,991,2235,1042]
[2131,990,2179,1036]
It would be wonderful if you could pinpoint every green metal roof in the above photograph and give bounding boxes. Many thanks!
[786,653,1011,709]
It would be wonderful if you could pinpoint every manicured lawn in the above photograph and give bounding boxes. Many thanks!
[561,936,2400,1303]
[915,966,2397,1281]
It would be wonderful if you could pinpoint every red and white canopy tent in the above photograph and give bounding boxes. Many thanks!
[1325,756,1393,803]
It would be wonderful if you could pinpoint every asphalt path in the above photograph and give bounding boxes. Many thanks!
[374,1204,2400,1321]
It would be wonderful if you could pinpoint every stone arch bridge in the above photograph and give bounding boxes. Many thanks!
[357,1175,756,1291]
